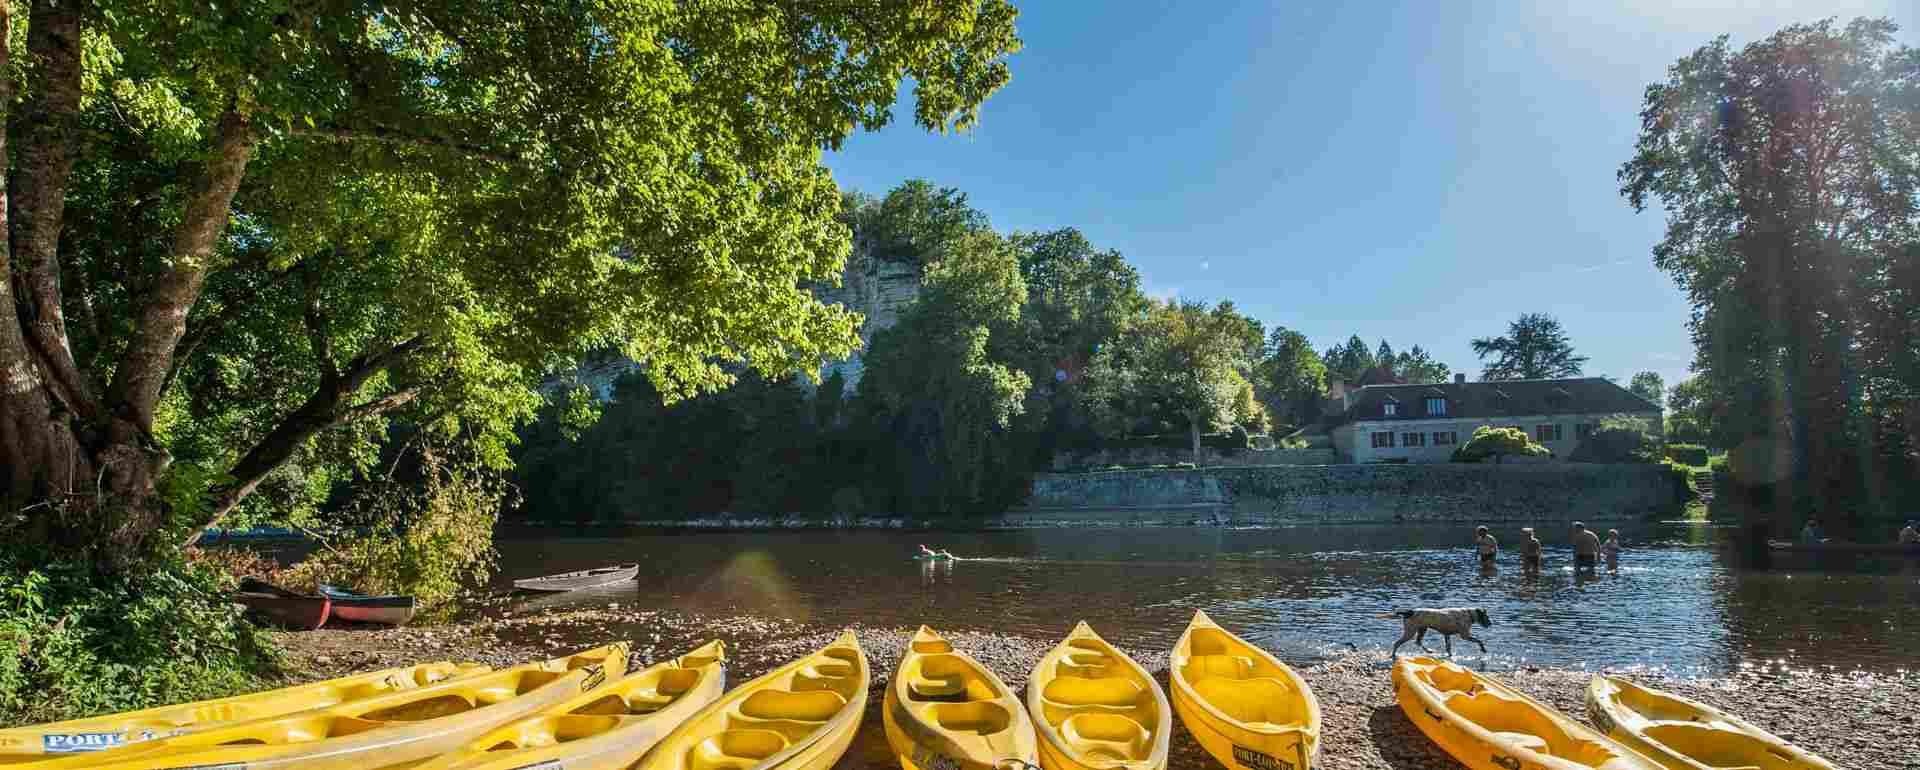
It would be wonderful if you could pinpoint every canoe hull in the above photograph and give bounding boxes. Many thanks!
[1026,621,1171,770]
[234,592,330,630]
[1585,676,1835,770]
[634,631,867,770]
[1170,612,1319,770]
[317,585,417,626]
[883,626,1037,770]
[513,564,639,593]
[1392,658,1658,770]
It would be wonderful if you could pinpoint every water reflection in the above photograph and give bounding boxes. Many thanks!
[487,522,1920,675]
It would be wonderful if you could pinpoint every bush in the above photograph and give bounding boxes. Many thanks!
[0,550,279,725]
[1709,455,1730,474]
[1451,426,1550,463]
[1665,443,1710,467]
[1568,416,1661,463]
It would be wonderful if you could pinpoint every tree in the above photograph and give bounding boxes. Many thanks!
[1568,416,1662,464]
[1393,345,1452,384]
[1622,18,1920,524]
[1256,328,1327,430]
[1471,313,1589,380]
[1451,426,1551,463]
[1322,335,1377,387]
[1083,300,1257,462]
[1629,372,1666,407]
[1665,376,1720,446]
[0,0,1023,569]
[847,181,993,265]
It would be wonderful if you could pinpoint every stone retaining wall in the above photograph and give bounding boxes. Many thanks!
[1048,446,1336,471]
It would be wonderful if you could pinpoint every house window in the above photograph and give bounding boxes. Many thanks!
[1535,423,1563,442]
[1432,431,1458,446]
[1576,423,1595,439]
[1402,432,1426,447]
[1426,397,1446,416]
[1383,402,1398,417]
[1371,432,1396,448]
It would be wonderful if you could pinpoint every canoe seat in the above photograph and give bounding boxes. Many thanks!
[689,728,790,770]
[908,675,966,700]
[1060,712,1153,762]
[737,689,845,722]
[1489,731,1549,754]
[1422,665,1484,695]
[923,702,1012,736]
[1184,654,1255,680]
[1058,652,1116,678]
[793,662,855,694]
[1641,723,1769,770]
[1041,676,1143,708]
[1192,676,1308,727]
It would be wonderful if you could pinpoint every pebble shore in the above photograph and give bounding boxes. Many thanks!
[276,608,1917,769]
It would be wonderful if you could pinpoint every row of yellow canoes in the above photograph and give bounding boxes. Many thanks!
[0,614,1833,770]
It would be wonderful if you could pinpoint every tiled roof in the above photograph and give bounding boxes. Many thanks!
[1335,377,1661,424]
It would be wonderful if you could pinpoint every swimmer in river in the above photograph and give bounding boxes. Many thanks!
[1602,529,1622,571]
[1520,527,1543,574]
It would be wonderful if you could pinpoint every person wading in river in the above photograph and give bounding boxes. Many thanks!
[1573,522,1601,572]
[1602,529,1622,571]
[1474,525,1499,568]
[1520,527,1543,574]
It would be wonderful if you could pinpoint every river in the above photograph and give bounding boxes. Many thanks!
[485,521,1920,676]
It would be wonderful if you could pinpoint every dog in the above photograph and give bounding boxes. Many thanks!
[1379,607,1492,656]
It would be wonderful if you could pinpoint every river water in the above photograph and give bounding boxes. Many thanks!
[486,522,1920,676]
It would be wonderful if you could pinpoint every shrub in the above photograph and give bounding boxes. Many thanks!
[1451,426,1550,463]
[1709,455,1730,474]
[1664,443,1710,467]
[0,550,279,725]
[1568,416,1661,463]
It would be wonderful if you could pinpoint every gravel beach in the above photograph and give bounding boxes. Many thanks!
[276,608,1917,769]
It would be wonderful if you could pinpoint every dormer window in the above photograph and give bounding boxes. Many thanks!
[1383,402,1398,417]
[1426,397,1446,416]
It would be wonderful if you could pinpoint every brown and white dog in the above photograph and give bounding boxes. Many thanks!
[1381,607,1492,656]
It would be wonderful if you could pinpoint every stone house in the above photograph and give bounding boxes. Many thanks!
[1328,375,1662,463]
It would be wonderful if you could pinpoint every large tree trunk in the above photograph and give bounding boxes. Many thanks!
[1187,412,1202,466]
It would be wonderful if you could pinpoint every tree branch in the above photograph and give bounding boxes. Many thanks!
[289,124,517,165]
[339,386,423,424]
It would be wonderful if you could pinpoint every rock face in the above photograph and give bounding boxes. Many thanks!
[810,241,923,393]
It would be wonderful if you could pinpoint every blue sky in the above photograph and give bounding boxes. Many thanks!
[824,0,1913,392]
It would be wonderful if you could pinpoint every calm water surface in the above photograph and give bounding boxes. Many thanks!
[485,522,1920,676]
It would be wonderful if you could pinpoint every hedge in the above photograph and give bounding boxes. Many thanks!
[1665,444,1710,467]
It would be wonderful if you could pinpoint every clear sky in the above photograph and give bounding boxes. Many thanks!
[824,1,1913,391]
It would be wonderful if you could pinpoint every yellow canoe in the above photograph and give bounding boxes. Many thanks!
[634,630,868,770]
[1026,621,1170,770]
[0,661,486,763]
[1392,657,1659,770]
[413,640,726,770]
[883,626,1037,770]
[34,643,629,770]
[1585,676,1835,770]
[1170,610,1320,770]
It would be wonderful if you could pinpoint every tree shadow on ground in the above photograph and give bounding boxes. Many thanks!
[1368,703,1467,770]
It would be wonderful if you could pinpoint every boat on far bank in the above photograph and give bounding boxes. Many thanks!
[512,563,639,593]
[1768,540,1920,556]
[318,584,417,625]
[234,577,330,630]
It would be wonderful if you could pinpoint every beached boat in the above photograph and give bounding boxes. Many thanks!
[318,584,417,625]
[415,640,726,770]
[883,626,1037,770]
[635,631,868,770]
[234,577,330,630]
[33,643,630,770]
[1767,540,1919,556]
[1027,621,1171,770]
[1392,657,1659,770]
[513,564,640,593]
[1170,610,1320,770]
[1586,675,1835,770]
[0,661,485,762]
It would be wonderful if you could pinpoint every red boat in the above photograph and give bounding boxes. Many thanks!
[234,577,330,630]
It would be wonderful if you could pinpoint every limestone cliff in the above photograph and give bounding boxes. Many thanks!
[809,239,924,393]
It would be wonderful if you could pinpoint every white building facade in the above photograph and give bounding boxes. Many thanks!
[1327,376,1662,464]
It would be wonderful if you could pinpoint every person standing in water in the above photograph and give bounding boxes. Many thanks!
[1520,527,1543,574]
[1572,522,1601,572]
[1601,529,1622,570]
[1474,525,1499,568]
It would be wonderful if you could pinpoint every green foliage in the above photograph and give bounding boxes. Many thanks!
[1471,313,1588,380]
[1664,376,1718,446]
[1569,416,1662,464]
[1665,444,1711,468]
[1392,346,1451,384]
[1321,335,1377,386]
[1083,300,1260,458]
[1629,372,1666,407]
[1451,426,1551,463]
[0,552,277,725]
[846,181,993,265]
[1256,328,1326,429]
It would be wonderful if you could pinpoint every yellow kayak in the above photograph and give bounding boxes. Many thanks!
[1170,610,1319,770]
[1585,676,1835,770]
[1392,657,1659,770]
[1026,622,1170,770]
[413,640,726,770]
[883,626,1037,770]
[0,661,485,762]
[32,643,629,770]
[634,630,868,770]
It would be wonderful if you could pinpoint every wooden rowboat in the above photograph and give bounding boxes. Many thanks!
[883,626,1037,770]
[1170,610,1320,770]
[513,564,639,593]
[234,577,330,630]
[318,584,417,626]
[1027,622,1171,770]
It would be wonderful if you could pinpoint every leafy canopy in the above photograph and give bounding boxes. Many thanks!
[1471,313,1588,380]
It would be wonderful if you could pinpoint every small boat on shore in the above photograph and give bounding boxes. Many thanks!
[318,584,417,625]
[1027,621,1171,770]
[0,661,484,762]
[1392,657,1658,770]
[415,640,725,770]
[636,631,867,770]
[234,577,330,630]
[57,643,629,770]
[1171,610,1320,770]
[513,563,639,593]
[1587,675,1835,770]
[884,626,1036,770]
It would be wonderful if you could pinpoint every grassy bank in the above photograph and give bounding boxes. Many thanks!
[273,610,1913,770]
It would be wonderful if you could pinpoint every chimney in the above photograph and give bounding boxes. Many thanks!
[1455,373,1467,384]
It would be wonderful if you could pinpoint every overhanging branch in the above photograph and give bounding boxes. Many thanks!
[290,124,518,165]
